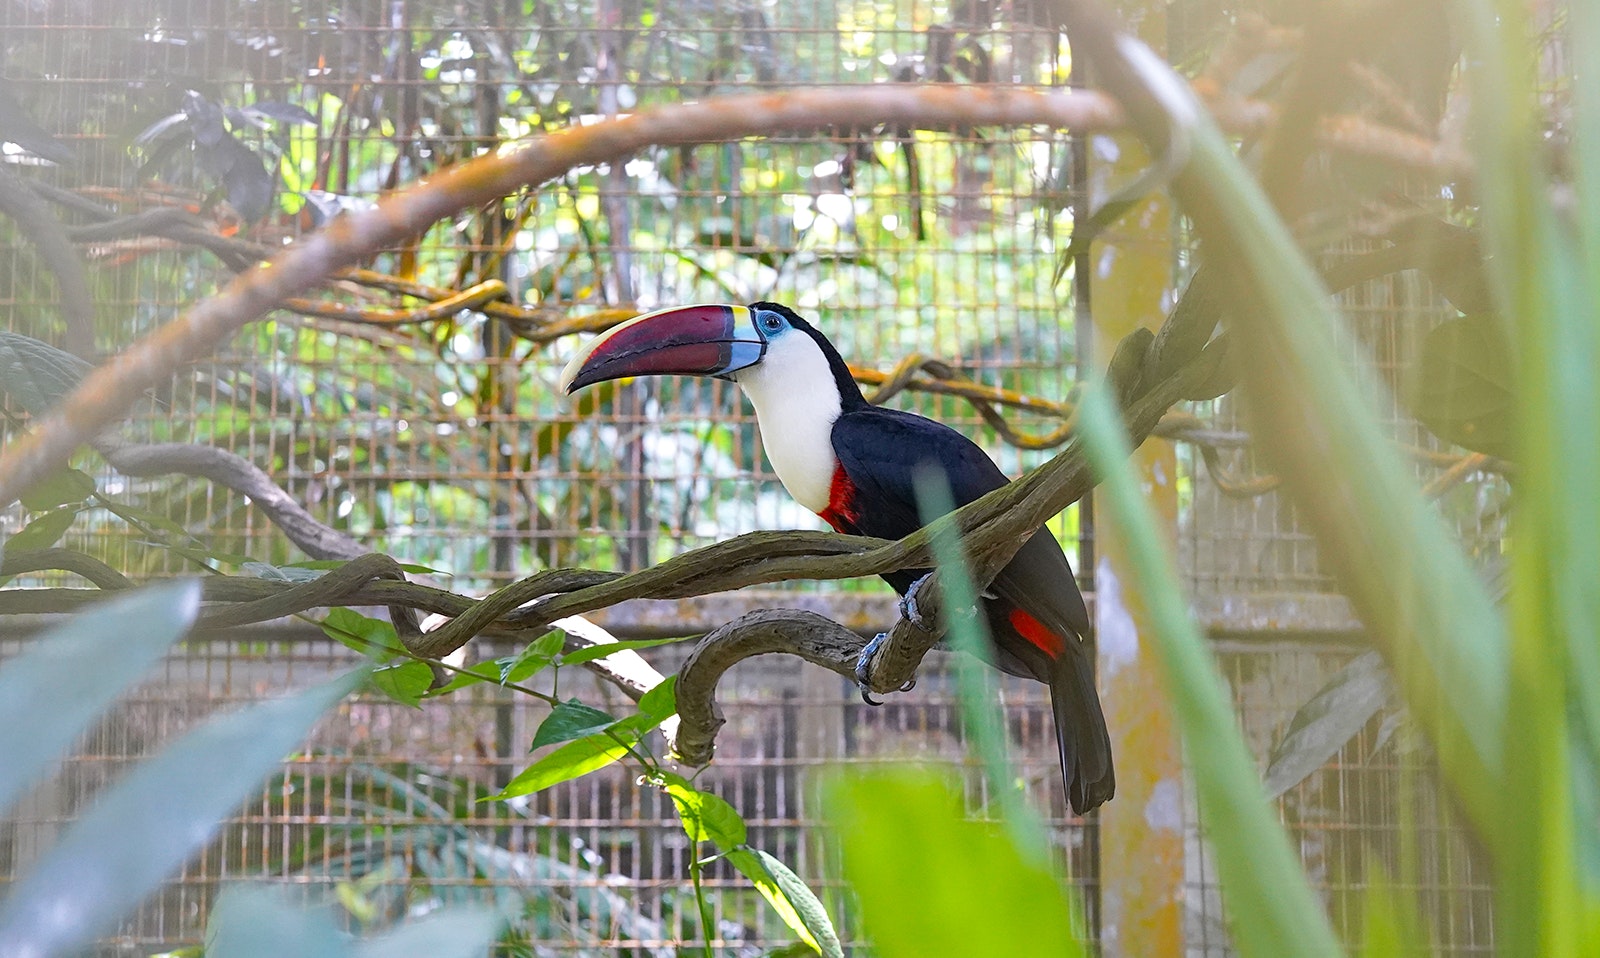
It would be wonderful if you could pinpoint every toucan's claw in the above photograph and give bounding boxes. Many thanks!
[855,632,888,706]
[901,572,932,629]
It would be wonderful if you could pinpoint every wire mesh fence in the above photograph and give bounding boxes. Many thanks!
[0,0,1503,955]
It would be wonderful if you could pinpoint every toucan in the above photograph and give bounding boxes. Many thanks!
[560,302,1114,814]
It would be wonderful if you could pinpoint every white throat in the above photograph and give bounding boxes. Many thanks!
[733,332,842,513]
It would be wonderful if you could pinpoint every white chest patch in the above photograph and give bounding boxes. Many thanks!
[733,333,842,513]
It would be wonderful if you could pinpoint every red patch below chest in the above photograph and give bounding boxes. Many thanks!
[816,465,862,533]
[1008,608,1067,658]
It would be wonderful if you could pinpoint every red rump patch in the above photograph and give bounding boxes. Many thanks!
[1009,608,1066,658]
[817,465,861,533]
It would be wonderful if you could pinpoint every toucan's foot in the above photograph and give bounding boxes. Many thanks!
[855,632,888,706]
[901,572,932,629]
[854,632,918,705]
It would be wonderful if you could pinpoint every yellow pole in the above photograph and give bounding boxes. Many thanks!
[1083,27,1186,952]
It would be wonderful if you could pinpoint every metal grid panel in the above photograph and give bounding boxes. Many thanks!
[0,629,1087,954]
[0,0,1084,591]
[1186,639,1493,957]
[1177,260,1511,600]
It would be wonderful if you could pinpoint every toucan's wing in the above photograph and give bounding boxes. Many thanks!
[831,405,1089,640]
[829,405,1006,540]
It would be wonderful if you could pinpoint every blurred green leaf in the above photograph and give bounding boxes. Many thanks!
[0,580,200,818]
[7,506,79,554]
[369,660,434,708]
[1411,314,1514,457]
[206,885,500,958]
[352,906,501,958]
[1359,865,1430,958]
[1078,384,1341,958]
[529,699,617,750]
[825,768,1081,958]
[0,670,359,957]
[18,467,95,511]
[205,886,346,958]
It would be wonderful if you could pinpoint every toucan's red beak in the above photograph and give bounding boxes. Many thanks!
[559,304,766,394]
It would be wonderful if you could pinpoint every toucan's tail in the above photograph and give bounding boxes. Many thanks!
[1050,656,1115,815]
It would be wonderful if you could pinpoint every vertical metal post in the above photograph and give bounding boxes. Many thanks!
[1084,11,1186,952]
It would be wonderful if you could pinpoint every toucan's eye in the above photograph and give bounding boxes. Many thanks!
[761,313,783,332]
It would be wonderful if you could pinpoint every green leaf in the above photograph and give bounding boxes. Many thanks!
[0,580,200,818]
[666,784,747,847]
[0,670,359,957]
[322,608,404,657]
[368,660,434,708]
[636,674,677,718]
[7,506,79,553]
[530,699,618,751]
[825,768,1082,958]
[205,886,501,958]
[500,630,566,684]
[1411,314,1515,457]
[19,467,96,511]
[1263,650,1395,798]
[492,678,675,800]
[726,848,841,958]
[560,636,684,666]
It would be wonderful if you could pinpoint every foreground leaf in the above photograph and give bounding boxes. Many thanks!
[0,580,200,817]
[206,885,501,958]
[825,768,1081,958]
[0,670,360,958]
[1078,386,1340,958]
[205,886,345,958]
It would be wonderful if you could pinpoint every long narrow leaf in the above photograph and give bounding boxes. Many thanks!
[0,579,200,817]
[1077,384,1341,958]
[0,669,360,958]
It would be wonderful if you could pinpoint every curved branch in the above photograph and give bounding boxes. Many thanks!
[94,439,368,560]
[671,609,865,764]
